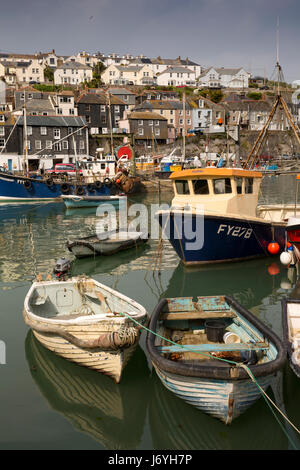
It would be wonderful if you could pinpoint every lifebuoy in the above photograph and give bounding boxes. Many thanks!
[95,180,102,189]
[24,180,32,190]
[61,183,70,194]
[75,185,84,196]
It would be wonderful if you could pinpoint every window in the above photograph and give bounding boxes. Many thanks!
[26,126,32,135]
[155,120,160,126]
[138,128,144,136]
[62,140,68,150]
[53,142,61,151]
[148,120,153,127]
[155,128,160,136]
[192,179,209,195]
[114,106,120,113]
[0,115,5,123]
[245,178,253,194]
[79,140,85,149]
[0,139,5,148]
[0,127,4,136]
[46,141,52,149]
[40,126,47,135]
[57,108,62,115]
[175,180,190,195]
[69,109,74,115]
[138,120,143,125]
[35,140,42,150]
[54,128,60,139]
[213,178,232,194]
[100,105,106,112]
[85,104,90,111]
[85,115,91,123]
[235,177,243,194]
[68,127,73,134]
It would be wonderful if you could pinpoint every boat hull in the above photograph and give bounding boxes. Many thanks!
[62,195,125,209]
[32,329,139,383]
[0,173,111,201]
[282,299,300,379]
[67,231,148,258]
[154,366,273,424]
[157,211,286,264]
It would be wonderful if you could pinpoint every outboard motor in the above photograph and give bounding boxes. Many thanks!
[53,257,71,280]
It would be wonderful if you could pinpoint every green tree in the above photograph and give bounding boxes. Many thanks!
[44,66,54,83]
[247,92,262,100]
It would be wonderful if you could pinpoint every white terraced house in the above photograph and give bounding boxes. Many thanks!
[54,62,93,85]
[156,66,197,87]
[198,67,250,89]
[101,64,155,86]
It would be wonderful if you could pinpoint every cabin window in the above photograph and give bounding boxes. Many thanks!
[192,179,209,195]
[175,180,190,195]
[235,177,243,194]
[213,178,232,194]
[245,178,253,194]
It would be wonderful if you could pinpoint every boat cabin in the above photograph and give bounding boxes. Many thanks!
[170,168,263,218]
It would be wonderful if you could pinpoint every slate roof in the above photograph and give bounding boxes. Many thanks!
[17,115,87,127]
[128,111,167,120]
[56,61,92,70]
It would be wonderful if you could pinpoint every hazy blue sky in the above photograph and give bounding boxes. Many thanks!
[0,0,299,81]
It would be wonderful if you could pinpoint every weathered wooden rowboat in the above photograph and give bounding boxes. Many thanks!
[146,295,286,424]
[282,298,300,379]
[23,276,148,383]
[66,230,149,258]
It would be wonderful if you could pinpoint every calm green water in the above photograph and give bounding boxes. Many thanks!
[0,175,300,450]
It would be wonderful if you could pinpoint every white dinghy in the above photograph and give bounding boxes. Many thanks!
[23,276,148,383]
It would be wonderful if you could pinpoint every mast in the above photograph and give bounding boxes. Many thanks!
[107,91,114,156]
[182,91,186,160]
[23,106,29,177]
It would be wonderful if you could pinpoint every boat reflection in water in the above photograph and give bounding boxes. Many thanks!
[149,371,295,450]
[25,331,151,449]
[163,257,285,312]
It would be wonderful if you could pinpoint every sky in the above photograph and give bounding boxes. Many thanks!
[0,0,299,82]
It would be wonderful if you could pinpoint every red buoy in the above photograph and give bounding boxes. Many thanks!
[267,242,280,255]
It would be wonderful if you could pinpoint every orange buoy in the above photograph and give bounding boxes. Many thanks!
[286,242,292,248]
[268,263,280,276]
[267,242,280,255]
[116,179,121,184]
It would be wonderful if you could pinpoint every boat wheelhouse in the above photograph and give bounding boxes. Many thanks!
[156,168,287,265]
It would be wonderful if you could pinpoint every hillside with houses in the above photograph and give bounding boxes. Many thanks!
[0,48,299,171]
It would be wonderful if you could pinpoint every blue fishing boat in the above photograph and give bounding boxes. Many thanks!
[0,171,111,202]
[146,295,286,424]
[281,298,300,379]
[156,168,290,265]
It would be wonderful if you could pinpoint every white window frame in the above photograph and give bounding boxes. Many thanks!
[45,141,52,149]
[35,140,42,150]
[138,128,144,136]
[53,128,60,139]
[40,126,47,135]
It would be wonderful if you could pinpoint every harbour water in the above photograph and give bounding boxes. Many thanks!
[0,174,300,450]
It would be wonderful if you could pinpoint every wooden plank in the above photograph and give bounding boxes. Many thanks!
[161,310,236,320]
[157,342,268,354]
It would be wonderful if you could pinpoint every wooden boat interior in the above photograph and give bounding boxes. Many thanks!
[154,296,277,365]
[28,278,141,320]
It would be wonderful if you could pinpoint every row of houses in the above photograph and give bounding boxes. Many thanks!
[0,82,298,171]
[0,49,251,89]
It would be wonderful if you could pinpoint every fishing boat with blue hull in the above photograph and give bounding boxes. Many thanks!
[0,171,111,202]
[61,194,125,209]
[156,168,292,265]
[146,295,286,424]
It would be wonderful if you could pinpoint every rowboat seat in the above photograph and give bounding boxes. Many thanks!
[157,342,268,354]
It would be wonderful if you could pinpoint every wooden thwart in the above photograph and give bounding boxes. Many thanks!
[157,341,268,354]
[161,310,236,321]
